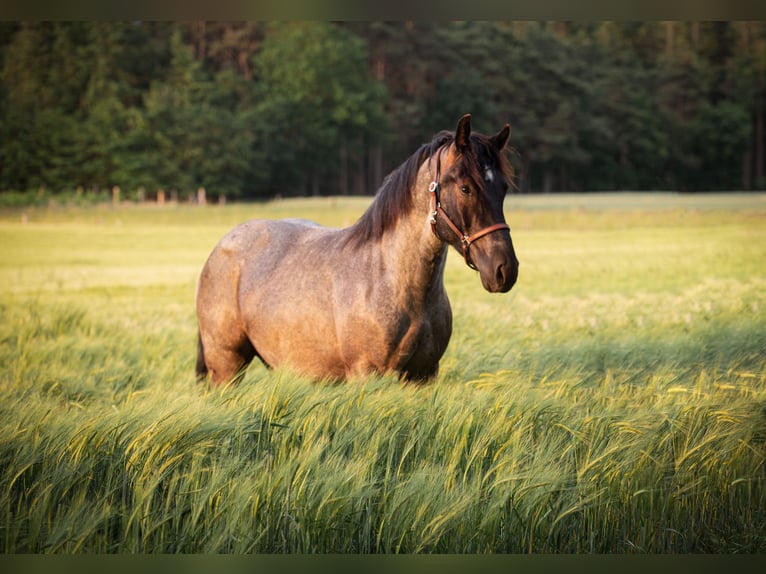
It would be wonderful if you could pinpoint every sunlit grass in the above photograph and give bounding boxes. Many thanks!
[0,193,764,552]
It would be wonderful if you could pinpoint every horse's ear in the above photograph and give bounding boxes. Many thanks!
[490,124,511,151]
[455,114,472,151]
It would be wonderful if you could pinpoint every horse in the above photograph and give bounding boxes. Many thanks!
[195,114,519,385]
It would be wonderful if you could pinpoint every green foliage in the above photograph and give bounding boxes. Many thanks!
[250,22,388,196]
[0,21,764,196]
[111,27,259,200]
[688,100,752,190]
[0,195,765,552]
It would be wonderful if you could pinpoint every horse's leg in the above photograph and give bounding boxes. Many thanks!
[401,362,439,385]
[196,331,208,380]
[200,336,257,386]
[196,245,260,386]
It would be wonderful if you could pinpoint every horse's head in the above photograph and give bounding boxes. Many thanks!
[430,114,519,293]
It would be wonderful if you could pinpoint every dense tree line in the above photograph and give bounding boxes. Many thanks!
[0,21,764,199]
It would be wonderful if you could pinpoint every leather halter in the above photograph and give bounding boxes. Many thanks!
[428,148,510,270]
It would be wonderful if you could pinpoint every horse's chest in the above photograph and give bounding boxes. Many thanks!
[377,303,452,379]
[333,262,452,379]
[406,315,450,368]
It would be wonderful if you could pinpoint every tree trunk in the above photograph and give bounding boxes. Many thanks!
[742,149,752,190]
[756,101,764,185]
[521,156,531,193]
[356,141,365,195]
[374,49,385,82]
[339,142,348,195]
[543,169,553,194]
[371,145,383,191]
[238,50,252,81]
[739,21,750,47]
[664,21,674,54]
[312,173,320,197]
[196,21,206,61]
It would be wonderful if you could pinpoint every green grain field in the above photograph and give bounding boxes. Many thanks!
[1,193,765,553]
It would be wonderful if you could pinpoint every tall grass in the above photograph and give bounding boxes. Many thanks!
[0,194,765,553]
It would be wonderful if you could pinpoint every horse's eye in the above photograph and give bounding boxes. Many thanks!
[460,185,470,195]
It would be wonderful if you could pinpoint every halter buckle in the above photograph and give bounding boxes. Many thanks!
[428,182,440,193]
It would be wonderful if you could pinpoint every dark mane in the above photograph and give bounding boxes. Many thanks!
[342,129,514,247]
[342,131,453,248]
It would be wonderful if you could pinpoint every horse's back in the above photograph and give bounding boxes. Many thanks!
[213,218,325,262]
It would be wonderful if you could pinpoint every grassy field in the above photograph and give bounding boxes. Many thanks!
[0,192,765,553]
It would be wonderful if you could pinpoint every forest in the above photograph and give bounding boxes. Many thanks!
[0,21,764,199]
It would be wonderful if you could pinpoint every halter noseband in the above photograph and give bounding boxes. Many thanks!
[428,148,510,270]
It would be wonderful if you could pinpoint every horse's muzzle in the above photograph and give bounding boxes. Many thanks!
[480,252,518,293]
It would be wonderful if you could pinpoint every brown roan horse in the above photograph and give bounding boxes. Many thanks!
[195,114,519,385]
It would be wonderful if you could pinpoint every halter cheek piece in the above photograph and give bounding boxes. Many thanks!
[428,149,510,270]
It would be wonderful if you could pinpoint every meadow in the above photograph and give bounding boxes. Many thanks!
[0,192,765,553]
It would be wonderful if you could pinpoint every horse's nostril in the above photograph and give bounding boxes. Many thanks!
[499,257,519,291]
[496,264,506,285]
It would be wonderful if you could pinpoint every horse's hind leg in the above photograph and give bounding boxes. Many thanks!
[198,333,257,387]
[196,331,208,380]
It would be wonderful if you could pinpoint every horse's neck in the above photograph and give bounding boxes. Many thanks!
[378,173,448,304]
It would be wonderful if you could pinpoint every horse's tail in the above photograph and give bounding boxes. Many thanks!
[195,331,208,380]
